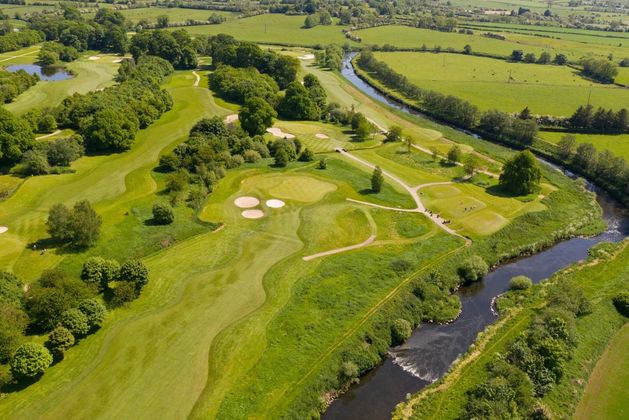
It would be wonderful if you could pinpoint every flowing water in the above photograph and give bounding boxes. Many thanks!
[323,55,629,420]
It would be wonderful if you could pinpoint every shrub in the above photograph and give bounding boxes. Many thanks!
[60,308,90,337]
[458,256,489,282]
[509,276,532,291]
[78,299,107,329]
[317,158,327,169]
[110,282,138,307]
[10,342,52,379]
[119,260,149,292]
[612,292,629,317]
[391,318,412,345]
[339,361,359,383]
[152,202,174,225]
[81,257,119,292]
[243,150,261,163]
[298,148,314,162]
[46,326,75,358]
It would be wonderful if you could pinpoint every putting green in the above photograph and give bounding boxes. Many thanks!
[242,174,337,203]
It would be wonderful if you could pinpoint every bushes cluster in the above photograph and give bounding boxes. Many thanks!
[458,256,489,282]
[314,44,344,70]
[0,68,38,103]
[580,56,618,83]
[54,55,174,152]
[47,200,101,248]
[130,29,197,69]
[210,66,279,106]
[37,41,79,66]
[13,135,84,176]
[0,29,44,53]
[567,104,628,134]
[0,107,34,165]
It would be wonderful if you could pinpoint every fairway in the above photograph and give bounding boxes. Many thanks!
[574,323,629,420]
[372,52,629,115]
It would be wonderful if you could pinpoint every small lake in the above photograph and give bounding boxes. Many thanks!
[5,64,73,81]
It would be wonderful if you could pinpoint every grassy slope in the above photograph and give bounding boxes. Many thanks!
[4,53,120,115]
[373,51,629,115]
[395,241,629,420]
[539,131,629,162]
[574,323,629,420]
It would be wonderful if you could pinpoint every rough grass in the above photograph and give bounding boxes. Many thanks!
[373,51,629,115]
[539,130,629,162]
[85,7,235,24]
[574,324,629,420]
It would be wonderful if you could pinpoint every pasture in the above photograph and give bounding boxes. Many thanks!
[574,324,629,420]
[84,8,236,24]
[372,51,629,115]
[356,25,629,60]
[3,51,121,115]
[177,14,350,46]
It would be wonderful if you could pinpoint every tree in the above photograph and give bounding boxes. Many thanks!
[385,126,403,143]
[298,148,314,162]
[510,50,524,61]
[391,318,412,345]
[447,145,462,164]
[458,256,489,282]
[554,53,568,65]
[0,107,34,165]
[557,134,576,160]
[81,257,119,292]
[355,118,374,141]
[317,158,327,169]
[612,292,629,317]
[110,282,137,307]
[278,81,320,120]
[37,114,57,133]
[46,326,74,359]
[239,97,277,136]
[47,136,84,167]
[519,107,532,120]
[0,272,24,307]
[371,166,384,192]
[78,299,107,330]
[60,308,90,337]
[10,343,52,379]
[81,109,139,151]
[69,200,102,248]
[47,203,73,242]
[537,52,552,64]
[0,304,28,363]
[463,44,472,55]
[119,260,149,292]
[152,202,175,225]
[304,14,318,28]
[464,154,481,176]
[303,74,327,110]
[274,147,290,167]
[510,276,532,290]
[499,150,541,195]
[19,150,50,175]
[580,57,618,83]
[157,15,169,28]
[524,53,537,63]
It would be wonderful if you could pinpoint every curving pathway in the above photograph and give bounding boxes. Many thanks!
[410,144,499,179]
[192,70,201,87]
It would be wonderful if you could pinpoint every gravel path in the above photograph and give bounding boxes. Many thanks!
[410,144,499,179]
[303,234,376,261]
[192,70,200,87]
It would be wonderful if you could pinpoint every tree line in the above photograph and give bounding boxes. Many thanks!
[0,68,38,103]
[0,29,42,53]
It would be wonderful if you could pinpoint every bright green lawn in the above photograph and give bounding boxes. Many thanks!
[539,130,629,161]
[4,52,121,115]
[372,51,629,115]
[176,14,351,46]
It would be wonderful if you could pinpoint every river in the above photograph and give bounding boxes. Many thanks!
[323,54,629,420]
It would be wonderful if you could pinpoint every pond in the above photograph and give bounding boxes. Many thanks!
[5,64,73,81]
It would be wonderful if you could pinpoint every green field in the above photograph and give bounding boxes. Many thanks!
[176,14,351,46]
[574,323,629,420]
[539,131,629,161]
[3,52,120,115]
[371,51,629,115]
[83,7,236,24]
[356,25,629,60]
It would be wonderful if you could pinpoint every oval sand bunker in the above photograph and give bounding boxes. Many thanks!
[241,209,264,219]
[266,199,285,208]
[234,196,260,208]
[0,226,7,234]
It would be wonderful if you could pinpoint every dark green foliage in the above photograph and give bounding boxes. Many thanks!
[110,282,138,307]
[239,97,277,136]
[81,108,139,151]
[303,74,327,110]
[38,42,79,65]
[479,109,538,145]
[278,81,320,120]
[315,44,343,71]
[0,272,24,307]
[580,56,618,83]
[78,299,107,330]
[119,260,149,292]
[458,255,489,282]
[0,68,38,103]
[270,137,299,168]
[447,145,462,164]
[0,107,34,165]
[16,150,49,176]
[47,200,102,248]
[391,318,412,345]
[60,308,90,337]
[130,29,196,69]
[499,150,541,196]
[152,202,175,225]
[46,135,84,167]
[612,292,629,317]
[0,29,44,54]
[0,304,28,363]
[317,158,327,169]
[298,148,315,162]
[385,125,403,143]
[371,166,384,192]
[567,104,628,134]
[10,343,52,379]
[509,275,532,291]
[45,326,74,358]
[209,66,279,105]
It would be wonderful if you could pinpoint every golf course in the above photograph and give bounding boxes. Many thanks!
[1,2,628,419]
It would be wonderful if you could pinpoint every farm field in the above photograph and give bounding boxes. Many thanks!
[574,323,629,420]
[539,131,629,161]
[372,51,629,115]
[84,8,236,24]
[177,14,351,46]
[356,25,629,60]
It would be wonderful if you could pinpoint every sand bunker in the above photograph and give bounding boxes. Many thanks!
[112,59,123,63]
[299,54,315,60]
[315,133,329,139]
[234,196,260,208]
[224,114,239,124]
[266,199,285,208]
[0,226,7,234]
[88,56,101,61]
[267,127,295,139]
[241,209,264,219]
